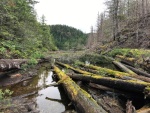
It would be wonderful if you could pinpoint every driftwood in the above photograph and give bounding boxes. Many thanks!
[113,61,150,82]
[53,66,107,113]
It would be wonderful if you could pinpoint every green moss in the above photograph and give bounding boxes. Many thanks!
[108,48,150,58]
[54,66,100,105]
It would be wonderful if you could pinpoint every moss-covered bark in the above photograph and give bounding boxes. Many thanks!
[113,61,137,75]
[56,61,150,97]
[124,64,150,77]
[53,66,107,113]
[76,62,140,81]
[67,73,150,96]
[116,55,136,62]
[76,62,150,82]
[113,61,150,82]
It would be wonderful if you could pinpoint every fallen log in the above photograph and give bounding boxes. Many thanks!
[113,61,150,82]
[123,64,150,78]
[67,73,150,97]
[0,59,29,71]
[56,61,139,81]
[113,61,137,75]
[85,85,125,113]
[116,55,136,63]
[89,83,117,92]
[0,59,41,71]
[88,83,143,100]
[53,66,107,113]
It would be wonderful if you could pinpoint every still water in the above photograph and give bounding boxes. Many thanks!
[10,64,72,113]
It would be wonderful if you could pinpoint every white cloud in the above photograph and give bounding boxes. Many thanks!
[34,0,106,33]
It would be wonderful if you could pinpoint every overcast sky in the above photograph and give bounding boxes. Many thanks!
[34,0,106,33]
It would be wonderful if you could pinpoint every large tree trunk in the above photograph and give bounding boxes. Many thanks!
[67,73,150,96]
[53,66,106,113]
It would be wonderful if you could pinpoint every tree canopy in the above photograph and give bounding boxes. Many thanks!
[0,0,57,59]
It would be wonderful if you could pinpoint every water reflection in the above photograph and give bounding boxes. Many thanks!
[36,70,71,113]
[9,64,72,113]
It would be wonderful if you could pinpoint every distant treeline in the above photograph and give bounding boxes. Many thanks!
[50,25,88,50]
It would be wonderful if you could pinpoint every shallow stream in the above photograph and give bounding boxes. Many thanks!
[9,63,72,113]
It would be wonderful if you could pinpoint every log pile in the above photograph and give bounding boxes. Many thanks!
[53,60,150,113]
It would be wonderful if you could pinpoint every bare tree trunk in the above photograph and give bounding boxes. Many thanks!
[114,0,119,41]
[142,0,145,17]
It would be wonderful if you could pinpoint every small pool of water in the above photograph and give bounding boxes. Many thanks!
[9,64,72,113]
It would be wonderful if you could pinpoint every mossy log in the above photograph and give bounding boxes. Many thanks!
[116,55,136,62]
[113,61,150,82]
[67,73,150,95]
[56,62,150,97]
[76,62,140,81]
[56,61,150,82]
[123,64,150,78]
[53,66,107,113]
[113,61,136,75]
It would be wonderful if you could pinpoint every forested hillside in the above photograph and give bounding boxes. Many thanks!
[87,0,150,49]
[50,25,87,50]
[0,0,57,59]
